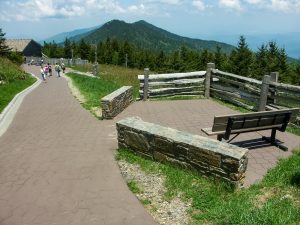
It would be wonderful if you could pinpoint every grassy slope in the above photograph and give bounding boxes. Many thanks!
[0,57,36,113]
[117,148,300,225]
[69,64,142,101]
[66,73,120,110]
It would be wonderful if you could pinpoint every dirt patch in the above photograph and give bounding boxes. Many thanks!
[91,106,102,118]
[118,160,191,225]
[63,74,86,103]
[254,188,277,208]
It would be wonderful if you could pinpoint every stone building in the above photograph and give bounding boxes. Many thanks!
[5,39,42,57]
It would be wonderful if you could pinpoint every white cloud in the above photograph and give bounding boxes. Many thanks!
[219,0,243,11]
[245,0,263,4]
[146,0,182,5]
[192,0,206,11]
[270,0,290,12]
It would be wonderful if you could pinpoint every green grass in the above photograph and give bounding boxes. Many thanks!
[66,72,120,110]
[127,180,143,194]
[70,64,93,73]
[117,148,300,225]
[0,78,36,113]
[99,64,142,99]
[71,63,142,98]
[0,57,29,82]
[0,57,36,113]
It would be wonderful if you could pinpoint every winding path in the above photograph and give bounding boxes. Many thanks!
[0,65,156,225]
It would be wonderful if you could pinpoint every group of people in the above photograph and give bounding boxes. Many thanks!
[40,62,66,82]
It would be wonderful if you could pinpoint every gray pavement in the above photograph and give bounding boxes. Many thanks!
[0,65,156,225]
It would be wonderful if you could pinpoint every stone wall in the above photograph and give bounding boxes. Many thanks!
[117,117,249,187]
[101,86,133,119]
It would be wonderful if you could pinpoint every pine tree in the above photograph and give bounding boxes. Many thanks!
[0,28,11,56]
[64,38,72,58]
[254,44,268,79]
[78,39,90,60]
[230,35,254,76]
[214,46,227,70]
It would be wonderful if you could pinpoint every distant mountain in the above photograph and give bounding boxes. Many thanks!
[40,25,101,44]
[70,20,235,54]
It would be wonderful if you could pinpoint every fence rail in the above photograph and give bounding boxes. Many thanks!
[139,63,300,127]
[138,71,206,98]
[25,56,88,66]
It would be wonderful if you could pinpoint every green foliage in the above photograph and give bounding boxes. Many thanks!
[229,36,254,77]
[0,28,11,56]
[127,180,143,194]
[0,57,36,112]
[117,148,300,225]
[7,51,24,65]
[0,57,29,82]
[44,26,300,85]
[77,20,235,54]
[66,73,120,110]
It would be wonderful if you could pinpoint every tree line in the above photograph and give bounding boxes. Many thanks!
[11,34,299,85]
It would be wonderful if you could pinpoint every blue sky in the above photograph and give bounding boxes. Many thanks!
[1,0,300,54]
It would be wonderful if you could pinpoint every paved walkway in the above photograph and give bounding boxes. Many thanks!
[1,65,300,224]
[0,65,156,225]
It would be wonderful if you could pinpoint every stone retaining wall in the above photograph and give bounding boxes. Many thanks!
[117,117,249,187]
[101,86,133,119]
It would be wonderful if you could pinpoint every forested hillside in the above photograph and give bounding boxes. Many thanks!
[43,34,300,85]
[69,20,234,54]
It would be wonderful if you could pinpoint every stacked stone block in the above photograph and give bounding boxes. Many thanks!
[117,117,248,187]
[101,86,133,119]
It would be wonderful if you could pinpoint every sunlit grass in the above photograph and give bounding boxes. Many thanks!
[117,148,300,225]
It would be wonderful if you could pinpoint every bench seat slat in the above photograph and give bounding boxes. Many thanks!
[213,108,299,124]
[202,124,283,136]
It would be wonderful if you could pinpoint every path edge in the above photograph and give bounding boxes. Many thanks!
[0,73,41,137]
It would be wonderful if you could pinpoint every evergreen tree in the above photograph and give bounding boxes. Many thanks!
[230,35,253,76]
[0,28,11,56]
[78,39,90,60]
[254,44,268,79]
[214,46,228,70]
[64,38,72,58]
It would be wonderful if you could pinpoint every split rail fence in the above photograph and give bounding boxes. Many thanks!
[139,63,300,127]
[26,56,88,66]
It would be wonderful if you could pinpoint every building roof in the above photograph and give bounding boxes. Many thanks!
[5,39,39,52]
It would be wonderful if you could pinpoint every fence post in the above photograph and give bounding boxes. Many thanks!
[205,63,215,98]
[270,72,279,104]
[143,68,149,101]
[257,75,271,111]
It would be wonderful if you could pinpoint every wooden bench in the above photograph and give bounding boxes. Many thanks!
[201,108,299,151]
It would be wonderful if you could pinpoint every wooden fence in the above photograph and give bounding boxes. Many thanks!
[138,69,206,99]
[26,56,88,66]
[139,63,300,127]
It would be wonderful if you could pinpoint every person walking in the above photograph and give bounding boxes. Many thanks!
[40,65,46,82]
[55,63,61,77]
[61,62,66,73]
[48,63,52,76]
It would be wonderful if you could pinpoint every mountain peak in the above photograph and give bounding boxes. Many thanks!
[134,20,149,25]
[68,19,235,54]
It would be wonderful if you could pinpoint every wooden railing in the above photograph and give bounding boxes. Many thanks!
[139,64,300,127]
[210,69,261,111]
[25,56,89,66]
[138,69,206,99]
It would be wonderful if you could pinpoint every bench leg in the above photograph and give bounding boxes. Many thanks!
[262,129,288,151]
[217,134,224,141]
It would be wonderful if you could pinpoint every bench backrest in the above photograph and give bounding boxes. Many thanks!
[212,108,299,133]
